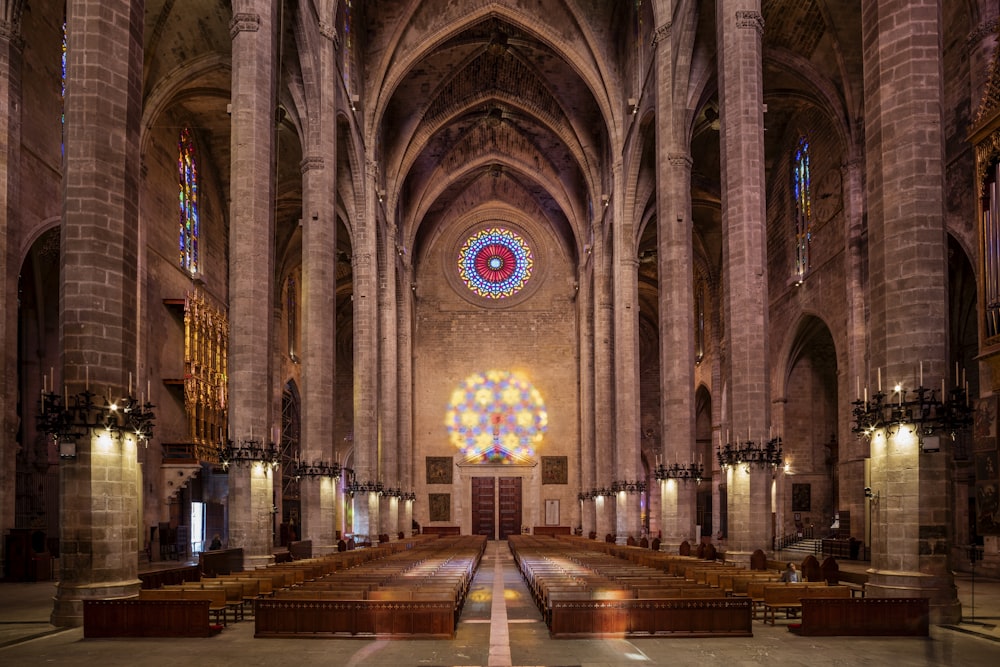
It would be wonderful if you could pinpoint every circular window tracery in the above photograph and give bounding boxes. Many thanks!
[458,227,533,298]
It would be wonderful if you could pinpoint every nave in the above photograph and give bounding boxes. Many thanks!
[1,541,998,667]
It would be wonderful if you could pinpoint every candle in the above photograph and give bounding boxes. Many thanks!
[919,362,923,387]
[856,376,860,397]
[877,368,881,392]
[50,367,54,392]
[85,365,89,390]
[128,372,132,395]
[942,378,946,400]
[955,362,959,384]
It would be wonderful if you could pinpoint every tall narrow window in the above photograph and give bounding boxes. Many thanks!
[178,128,200,275]
[793,137,812,283]
[343,0,353,92]
[61,20,67,154]
[694,279,705,364]
[984,160,1000,338]
[286,274,299,362]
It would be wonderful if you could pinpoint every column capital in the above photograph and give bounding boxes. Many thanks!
[0,19,24,51]
[968,17,999,48]
[300,155,325,173]
[667,153,693,169]
[735,10,764,37]
[230,12,261,39]
[653,21,672,46]
[319,20,339,46]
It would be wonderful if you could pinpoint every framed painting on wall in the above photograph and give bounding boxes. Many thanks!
[541,456,568,484]
[426,457,453,485]
[792,483,811,512]
[429,493,451,522]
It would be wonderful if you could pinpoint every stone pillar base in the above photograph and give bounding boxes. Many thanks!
[720,550,753,568]
[51,579,141,628]
[311,543,340,557]
[243,553,275,570]
[866,568,961,624]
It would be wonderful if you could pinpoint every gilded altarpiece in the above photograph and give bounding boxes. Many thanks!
[184,287,229,461]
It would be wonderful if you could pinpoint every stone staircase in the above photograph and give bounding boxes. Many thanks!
[777,537,822,556]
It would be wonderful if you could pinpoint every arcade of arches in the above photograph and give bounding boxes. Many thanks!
[1,0,999,628]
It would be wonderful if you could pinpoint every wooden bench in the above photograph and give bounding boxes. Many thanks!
[549,597,753,638]
[795,597,929,636]
[83,598,218,638]
[139,587,230,625]
[762,584,850,624]
[254,598,457,638]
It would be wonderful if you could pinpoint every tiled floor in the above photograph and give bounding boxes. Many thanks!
[1,542,999,666]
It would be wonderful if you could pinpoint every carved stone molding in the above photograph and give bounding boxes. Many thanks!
[0,19,25,51]
[975,127,1000,186]
[300,155,325,173]
[366,159,379,178]
[736,10,764,37]
[229,12,261,39]
[653,21,672,46]
[968,17,1000,49]
[319,20,337,45]
[667,153,693,169]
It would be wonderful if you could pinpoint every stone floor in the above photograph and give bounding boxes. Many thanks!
[2,542,999,666]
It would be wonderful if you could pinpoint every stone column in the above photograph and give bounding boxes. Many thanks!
[716,0,772,555]
[228,3,277,568]
[298,14,338,554]
[654,2,699,553]
[351,159,380,543]
[52,0,144,627]
[841,158,869,545]
[578,256,596,538]
[0,7,23,569]
[862,0,959,623]
[398,263,414,537]
[611,163,642,543]
[593,213,615,541]
[379,221,398,538]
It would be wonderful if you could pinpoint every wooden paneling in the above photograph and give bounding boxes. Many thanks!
[472,477,495,539]
[499,477,522,540]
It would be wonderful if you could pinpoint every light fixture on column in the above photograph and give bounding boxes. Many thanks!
[292,459,341,479]
[220,434,279,469]
[851,370,973,444]
[347,479,383,496]
[611,480,646,494]
[654,461,704,483]
[38,384,157,459]
[716,435,783,473]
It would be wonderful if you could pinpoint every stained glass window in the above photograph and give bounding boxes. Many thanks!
[793,137,812,283]
[458,227,533,299]
[61,20,66,154]
[286,274,299,361]
[445,370,547,464]
[178,128,200,275]
[343,0,352,91]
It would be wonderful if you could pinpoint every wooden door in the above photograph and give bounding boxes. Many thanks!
[471,477,496,539]
[498,477,522,540]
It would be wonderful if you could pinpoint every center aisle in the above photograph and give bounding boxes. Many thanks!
[488,541,512,666]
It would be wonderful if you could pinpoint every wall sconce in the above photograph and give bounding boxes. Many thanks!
[864,486,880,504]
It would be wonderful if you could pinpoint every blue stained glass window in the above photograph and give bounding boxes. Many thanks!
[61,20,66,154]
[458,227,533,299]
[178,128,200,275]
[793,137,812,282]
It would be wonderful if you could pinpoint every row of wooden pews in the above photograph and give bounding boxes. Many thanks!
[509,535,752,638]
[254,535,487,638]
[83,536,439,638]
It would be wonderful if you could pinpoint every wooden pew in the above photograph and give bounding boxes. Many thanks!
[139,587,229,625]
[254,598,457,638]
[762,584,850,624]
[795,597,929,636]
[549,597,753,638]
[83,598,218,638]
